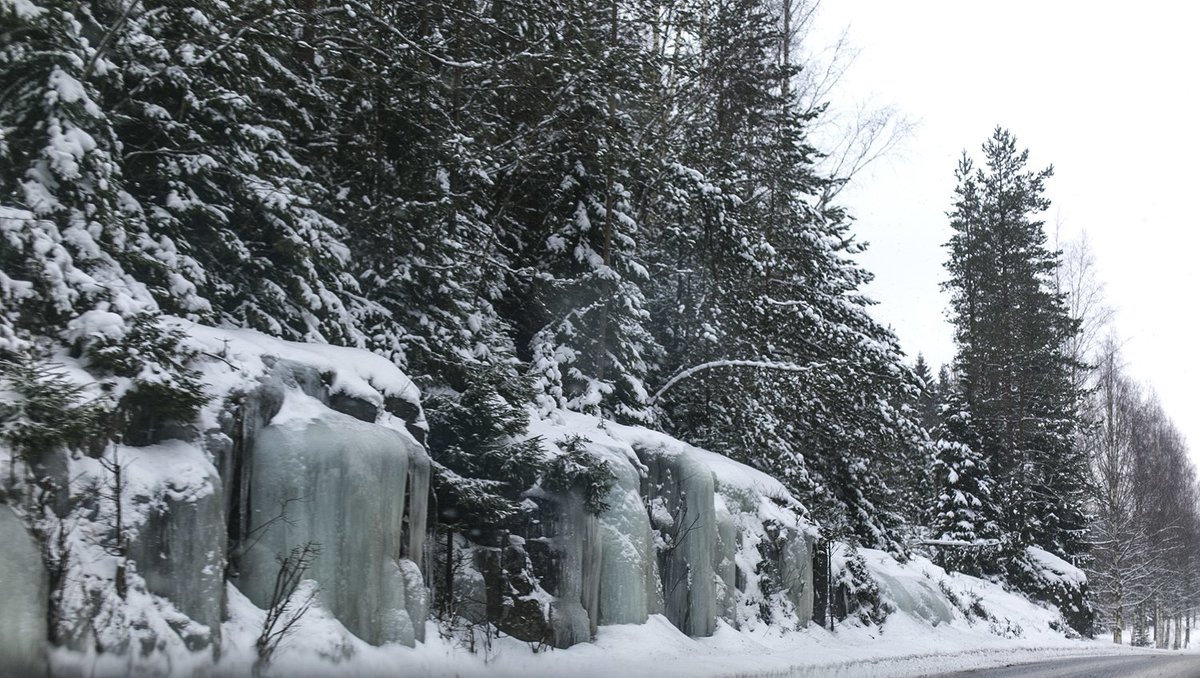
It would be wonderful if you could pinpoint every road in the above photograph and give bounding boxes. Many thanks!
[933,654,1200,678]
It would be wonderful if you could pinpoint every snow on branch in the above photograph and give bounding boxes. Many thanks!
[917,538,1003,549]
[651,359,819,404]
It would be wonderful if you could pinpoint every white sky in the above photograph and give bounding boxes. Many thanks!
[810,1,1200,462]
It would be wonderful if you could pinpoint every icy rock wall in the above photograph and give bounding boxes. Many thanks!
[0,504,48,676]
[586,431,815,639]
[124,445,226,651]
[779,529,815,626]
[237,403,426,646]
[872,569,953,625]
[712,499,739,622]
[596,454,661,626]
[546,490,601,647]
[445,409,820,645]
[639,446,717,637]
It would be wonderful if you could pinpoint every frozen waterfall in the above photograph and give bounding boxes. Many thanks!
[0,504,47,676]
[236,393,428,647]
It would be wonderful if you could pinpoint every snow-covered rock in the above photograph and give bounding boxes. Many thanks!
[123,441,226,651]
[860,548,954,626]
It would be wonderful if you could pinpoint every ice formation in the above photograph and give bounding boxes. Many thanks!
[596,452,660,626]
[547,490,600,647]
[0,504,48,675]
[640,444,718,637]
[526,411,817,642]
[861,549,954,626]
[5,320,835,672]
[122,441,227,651]
[236,391,427,647]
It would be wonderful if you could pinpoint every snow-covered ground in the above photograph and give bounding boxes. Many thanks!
[207,595,1183,678]
[193,548,1190,678]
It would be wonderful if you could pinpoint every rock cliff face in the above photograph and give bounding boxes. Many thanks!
[6,326,434,671]
[221,357,431,648]
[6,324,818,671]
[237,394,428,645]
[468,412,817,648]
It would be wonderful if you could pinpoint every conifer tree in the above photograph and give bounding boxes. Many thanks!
[495,0,659,424]
[942,127,1086,561]
[930,386,1004,576]
[109,1,363,344]
[0,0,162,345]
[640,0,927,552]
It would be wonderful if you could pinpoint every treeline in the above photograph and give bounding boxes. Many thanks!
[1084,340,1200,644]
[0,0,922,555]
[914,129,1200,640]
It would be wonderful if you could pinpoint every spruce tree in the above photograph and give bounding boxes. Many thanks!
[942,127,1086,562]
[930,383,1004,576]
[492,0,659,424]
[0,0,162,345]
[640,0,926,552]
[109,1,363,344]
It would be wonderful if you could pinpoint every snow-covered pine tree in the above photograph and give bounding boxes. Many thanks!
[295,1,551,537]
[930,388,1004,577]
[108,0,363,344]
[495,0,659,424]
[912,354,941,432]
[0,0,213,436]
[886,354,939,527]
[943,127,1086,561]
[0,0,161,349]
[640,0,926,553]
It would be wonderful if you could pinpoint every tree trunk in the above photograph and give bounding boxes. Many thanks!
[1186,608,1191,648]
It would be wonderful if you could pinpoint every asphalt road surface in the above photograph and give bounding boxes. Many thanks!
[933,654,1200,678]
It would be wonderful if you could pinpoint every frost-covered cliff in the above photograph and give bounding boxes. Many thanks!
[0,320,1086,677]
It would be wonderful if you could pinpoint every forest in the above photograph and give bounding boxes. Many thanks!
[1,0,1198,673]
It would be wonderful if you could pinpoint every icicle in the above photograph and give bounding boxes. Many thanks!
[549,490,592,647]
[406,450,431,571]
[127,459,226,650]
[640,446,716,637]
[713,499,738,624]
[403,451,431,643]
[781,530,815,627]
[582,511,602,635]
[597,456,656,626]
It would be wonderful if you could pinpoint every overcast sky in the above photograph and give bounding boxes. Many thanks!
[810,1,1200,462]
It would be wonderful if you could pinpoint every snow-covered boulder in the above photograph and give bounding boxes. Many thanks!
[0,504,48,676]
[1023,546,1092,636]
[860,548,954,626]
